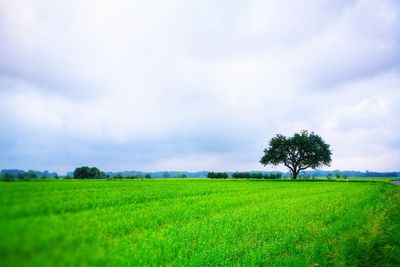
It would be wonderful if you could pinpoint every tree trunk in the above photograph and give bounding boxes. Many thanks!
[292,167,299,179]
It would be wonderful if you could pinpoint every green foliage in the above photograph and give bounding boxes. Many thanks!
[125,176,140,179]
[260,130,332,179]
[0,173,14,181]
[112,173,123,179]
[207,172,229,179]
[73,166,105,179]
[0,170,56,180]
[232,172,282,179]
[0,180,399,266]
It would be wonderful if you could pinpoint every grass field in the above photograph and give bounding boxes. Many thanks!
[1,179,399,266]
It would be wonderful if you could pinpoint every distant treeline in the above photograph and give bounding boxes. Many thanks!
[207,172,283,179]
[97,170,400,178]
[0,169,58,181]
[207,172,229,179]
[232,172,282,179]
[69,171,196,178]
[1,168,399,181]
[300,170,399,178]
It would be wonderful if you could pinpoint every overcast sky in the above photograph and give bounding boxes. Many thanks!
[0,0,399,174]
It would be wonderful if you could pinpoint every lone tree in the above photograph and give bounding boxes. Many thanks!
[260,130,332,179]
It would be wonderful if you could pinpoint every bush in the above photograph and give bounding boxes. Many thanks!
[0,173,14,181]
[73,167,105,179]
[207,172,229,179]
[232,172,282,179]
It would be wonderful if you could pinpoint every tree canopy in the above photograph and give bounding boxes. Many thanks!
[207,172,229,179]
[73,166,104,179]
[260,130,332,179]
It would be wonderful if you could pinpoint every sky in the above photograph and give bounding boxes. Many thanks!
[0,0,399,174]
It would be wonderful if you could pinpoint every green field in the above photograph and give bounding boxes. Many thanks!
[1,179,399,266]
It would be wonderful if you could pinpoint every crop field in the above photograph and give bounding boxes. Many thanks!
[1,179,399,266]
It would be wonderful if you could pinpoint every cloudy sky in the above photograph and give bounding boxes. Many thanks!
[0,0,399,174]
